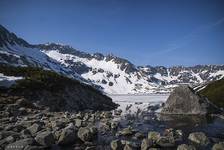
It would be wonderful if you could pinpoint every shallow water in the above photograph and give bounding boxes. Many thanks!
[105,94,224,149]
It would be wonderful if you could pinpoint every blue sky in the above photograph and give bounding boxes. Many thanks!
[0,0,224,66]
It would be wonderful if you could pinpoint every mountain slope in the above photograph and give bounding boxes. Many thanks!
[38,43,159,94]
[0,64,117,111]
[0,25,85,82]
[40,43,224,94]
[199,78,224,108]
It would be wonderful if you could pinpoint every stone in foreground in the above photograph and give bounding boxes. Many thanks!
[188,132,209,146]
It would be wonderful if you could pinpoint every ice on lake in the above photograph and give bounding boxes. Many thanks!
[109,94,169,114]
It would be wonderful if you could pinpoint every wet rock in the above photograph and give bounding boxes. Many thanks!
[212,142,224,150]
[134,132,145,139]
[35,131,55,147]
[75,119,83,128]
[77,126,97,142]
[161,85,219,114]
[27,123,42,136]
[188,132,209,146]
[156,136,175,147]
[177,144,196,150]
[58,123,77,145]
[51,120,65,129]
[118,127,136,136]
[141,138,153,150]
[5,138,35,150]
[148,131,160,142]
[20,129,32,138]
[110,139,123,150]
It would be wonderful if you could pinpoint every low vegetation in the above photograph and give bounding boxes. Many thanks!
[199,78,224,108]
[0,64,117,111]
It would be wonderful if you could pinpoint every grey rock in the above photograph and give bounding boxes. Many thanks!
[141,138,153,150]
[212,142,224,150]
[135,132,145,139]
[118,127,135,136]
[156,136,175,147]
[110,139,123,150]
[75,119,83,128]
[27,123,42,136]
[148,131,160,142]
[5,136,15,143]
[77,126,97,142]
[177,144,196,150]
[20,129,32,138]
[188,132,209,146]
[35,131,55,147]
[161,85,219,114]
[58,123,77,145]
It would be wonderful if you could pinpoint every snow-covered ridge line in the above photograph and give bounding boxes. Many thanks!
[1,24,224,94]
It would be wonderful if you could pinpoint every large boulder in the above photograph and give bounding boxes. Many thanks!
[188,132,209,146]
[161,85,219,115]
[35,131,55,147]
[57,123,77,145]
[77,126,97,142]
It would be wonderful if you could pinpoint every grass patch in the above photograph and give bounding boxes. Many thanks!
[199,78,224,108]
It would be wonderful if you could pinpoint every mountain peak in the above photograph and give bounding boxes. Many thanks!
[0,24,30,48]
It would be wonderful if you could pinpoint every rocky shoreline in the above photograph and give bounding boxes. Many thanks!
[1,93,224,150]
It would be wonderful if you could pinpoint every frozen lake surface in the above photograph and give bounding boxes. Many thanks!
[109,94,169,114]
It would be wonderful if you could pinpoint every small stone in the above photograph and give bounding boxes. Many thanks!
[135,132,145,139]
[5,136,15,143]
[20,129,31,138]
[177,144,196,150]
[148,131,160,142]
[119,127,135,136]
[124,144,134,150]
[77,126,97,142]
[58,123,77,145]
[157,136,175,147]
[188,132,209,146]
[35,131,55,147]
[212,142,224,150]
[111,139,123,150]
[141,138,153,150]
[27,123,42,136]
[75,119,83,128]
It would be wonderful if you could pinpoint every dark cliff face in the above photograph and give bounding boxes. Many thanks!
[0,25,30,48]
[0,65,118,112]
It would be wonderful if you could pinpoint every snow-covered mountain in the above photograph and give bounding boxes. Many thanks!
[1,24,224,94]
[0,25,87,83]
[39,43,224,94]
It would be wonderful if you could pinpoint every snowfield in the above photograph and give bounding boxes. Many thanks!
[0,73,23,88]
